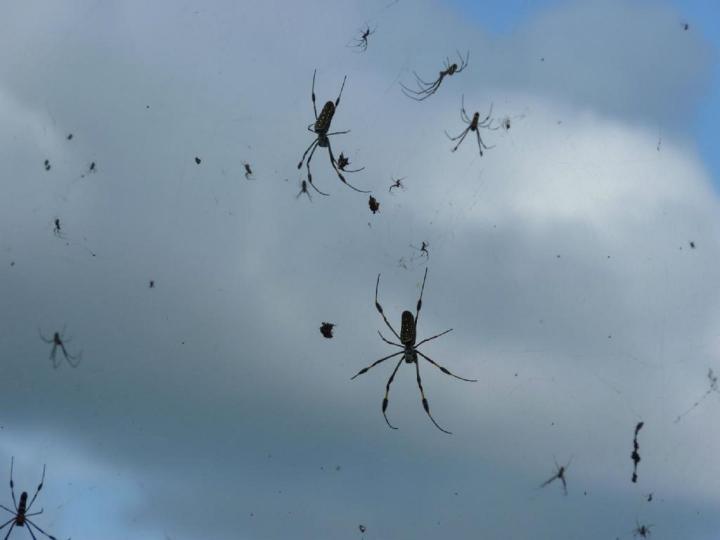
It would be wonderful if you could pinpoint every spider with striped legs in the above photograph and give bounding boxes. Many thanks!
[351,268,476,434]
[297,70,368,196]
[400,51,469,101]
[445,96,497,156]
[0,458,58,540]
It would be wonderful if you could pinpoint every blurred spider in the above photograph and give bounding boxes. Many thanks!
[0,458,58,540]
[388,176,405,193]
[296,179,312,201]
[43,160,51,171]
[297,70,369,195]
[351,269,476,434]
[243,162,254,180]
[52,219,62,238]
[400,50,469,101]
[633,521,653,538]
[540,457,571,495]
[39,327,81,368]
[411,241,429,258]
[368,196,380,214]
[349,24,375,52]
[320,322,335,339]
[445,96,497,156]
[337,152,364,173]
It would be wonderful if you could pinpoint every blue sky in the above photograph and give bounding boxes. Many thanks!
[0,1,719,539]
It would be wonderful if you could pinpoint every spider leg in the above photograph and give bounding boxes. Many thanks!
[0,518,14,531]
[414,360,451,434]
[460,95,470,124]
[327,143,369,193]
[416,351,476,382]
[311,69,318,121]
[377,330,403,348]
[335,75,347,108]
[25,519,57,540]
[25,465,45,512]
[2,522,14,540]
[297,138,319,169]
[560,474,567,495]
[382,357,404,430]
[350,351,403,380]
[37,330,54,345]
[474,130,487,156]
[305,142,330,197]
[539,474,558,488]
[374,274,401,341]
[325,130,351,136]
[413,267,428,328]
[49,344,60,368]
[415,328,453,347]
[9,458,17,511]
[456,50,470,72]
[0,506,14,516]
[25,509,43,517]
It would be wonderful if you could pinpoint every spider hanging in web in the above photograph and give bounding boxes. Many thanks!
[297,70,369,196]
[444,96,497,156]
[39,326,81,368]
[540,456,572,495]
[349,24,376,52]
[351,268,476,434]
[388,176,406,193]
[633,520,654,538]
[400,50,469,101]
[337,152,364,173]
[0,458,59,540]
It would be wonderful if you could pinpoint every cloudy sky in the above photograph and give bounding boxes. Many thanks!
[1,0,719,538]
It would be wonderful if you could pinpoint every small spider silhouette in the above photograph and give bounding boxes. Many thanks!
[66,134,73,140]
[337,152,364,173]
[320,322,335,339]
[400,50,469,101]
[194,157,201,165]
[540,457,571,495]
[52,219,63,238]
[633,521,653,538]
[39,327,81,368]
[368,196,380,214]
[149,280,155,289]
[243,162,254,180]
[388,177,406,193]
[0,458,59,540]
[411,241,429,258]
[297,70,369,195]
[358,524,366,534]
[351,269,476,433]
[444,96,497,156]
[43,160,51,171]
[349,24,375,52]
[296,179,312,201]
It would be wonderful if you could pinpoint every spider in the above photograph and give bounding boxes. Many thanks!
[243,162,254,180]
[320,322,335,339]
[633,521,654,538]
[351,268,476,434]
[411,241,429,258]
[337,152,364,173]
[444,96,497,156]
[43,160,51,171]
[388,176,406,193]
[540,457,571,495]
[0,458,59,540]
[400,50,469,101]
[631,421,644,483]
[368,196,380,214]
[38,327,81,368]
[349,24,375,52]
[52,219,62,239]
[149,280,155,289]
[297,70,369,196]
[296,179,312,201]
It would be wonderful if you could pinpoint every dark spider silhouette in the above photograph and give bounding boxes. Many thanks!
[66,134,73,141]
[337,152,364,173]
[368,196,380,214]
[52,219,62,239]
[540,457,571,495]
[297,70,369,196]
[149,280,155,289]
[88,162,95,173]
[296,180,312,201]
[0,458,59,540]
[445,96,497,156]
[633,521,654,538]
[194,157,201,165]
[243,162,254,180]
[43,160,51,171]
[320,322,335,339]
[349,24,375,52]
[400,50,469,101]
[631,421,644,483]
[411,241,429,258]
[388,177,406,193]
[351,268,476,434]
[39,327,81,368]
[358,524,366,534]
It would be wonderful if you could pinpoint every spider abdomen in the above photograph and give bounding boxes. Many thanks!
[400,310,416,346]
[470,112,480,131]
[314,101,335,134]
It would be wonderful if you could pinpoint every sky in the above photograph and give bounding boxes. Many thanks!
[0,0,719,539]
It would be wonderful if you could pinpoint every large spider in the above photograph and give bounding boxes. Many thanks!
[400,51,469,101]
[445,96,497,156]
[297,70,369,196]
[351,268,476,434]
[0,458,58,540]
